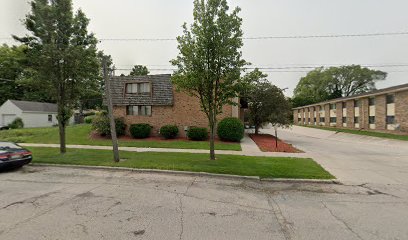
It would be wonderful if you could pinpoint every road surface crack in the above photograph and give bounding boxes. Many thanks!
[321,201,364,240]
[267,196,293,240]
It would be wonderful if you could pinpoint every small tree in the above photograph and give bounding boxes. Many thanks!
[129,65,149,76]
[243,69,292,140]
[171,0,247,160]
[15,0,100,153]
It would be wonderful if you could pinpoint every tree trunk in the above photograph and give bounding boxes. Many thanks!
[275,127,278,150]
[255,125,259,135]
[58,122,66,154]
[209,110,216,160]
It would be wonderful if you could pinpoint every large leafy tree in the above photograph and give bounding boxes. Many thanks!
[15,0,100,153]
[0,44,27,104]
[242,69,291,135]
[129,65,149,76]
[292,65,387,107]
[171,0,247,160]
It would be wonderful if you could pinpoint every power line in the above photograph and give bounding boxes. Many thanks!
[2,31,408,43]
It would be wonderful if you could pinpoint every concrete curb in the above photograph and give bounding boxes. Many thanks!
[30,163,338,184]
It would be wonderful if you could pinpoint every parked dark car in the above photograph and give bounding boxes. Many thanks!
[0,142,32,171]
[0,125,10,130]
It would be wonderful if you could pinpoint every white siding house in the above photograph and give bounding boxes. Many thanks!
[0,100,73,128]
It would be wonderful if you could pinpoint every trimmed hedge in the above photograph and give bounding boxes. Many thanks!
[217,117,244,142]
[130,123,152,139]
[92,115,126,136]
[160,125,179,139]
[8,117,24,129]
[84,115,94,124]
[187,127,208,141]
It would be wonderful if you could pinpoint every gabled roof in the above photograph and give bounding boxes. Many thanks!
[10,100,58,112]
[109,74,173,106]
[293,83,408,110]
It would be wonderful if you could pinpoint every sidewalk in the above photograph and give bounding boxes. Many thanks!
[19,135,310,158]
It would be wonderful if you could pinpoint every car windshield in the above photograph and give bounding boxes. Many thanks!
[0,142,22,150]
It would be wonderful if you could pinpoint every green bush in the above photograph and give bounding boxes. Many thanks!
[187,127,208,141]
[84,115,94,124]
[8,118,24,129]
[217,117,244,142]
[129,123,152,139]
[92,115,126,136]
[160,125,179,139]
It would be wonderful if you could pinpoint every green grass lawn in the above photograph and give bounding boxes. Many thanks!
[301,125,408,141]
[28,147,333,179]
[0,124,241,151]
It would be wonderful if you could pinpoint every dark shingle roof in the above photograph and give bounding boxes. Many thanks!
[109,74,173,106]
[10,100,58,112]
[293,83,408,110]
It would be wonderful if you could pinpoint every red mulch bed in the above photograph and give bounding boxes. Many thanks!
[90,132,231,143]
[249,134,302,153]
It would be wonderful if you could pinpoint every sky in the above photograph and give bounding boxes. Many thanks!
[1,0,408,96]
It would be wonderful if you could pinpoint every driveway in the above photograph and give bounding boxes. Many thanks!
[263,126,408,185]
[1,166,408,240]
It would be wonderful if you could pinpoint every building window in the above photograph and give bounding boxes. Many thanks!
[313,117,316,123]
[126,82,151,94]
[386,116,395,124]
[48,115,52,122]
[342,102,347,109]
[329,104,336,110]
[386,94,395,104]
[298,118,301,123]
[330,117,336,123]
[320,117,325,122]
[368,97,375,106]
[369,116,375,124]
[126,105,152,116]
[308,118,311,123]
[354,117,359,123]
[320,106,324,112]
[342,117,347,123]
[354,100,361,108]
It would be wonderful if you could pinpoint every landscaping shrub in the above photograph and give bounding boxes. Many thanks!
[217,117,244,142]
[8,118,24,129]
[160,125,179,139]
[187,127,208,141]
[92,115,126,136]
[84,115,94,124]
[130,123,152,139]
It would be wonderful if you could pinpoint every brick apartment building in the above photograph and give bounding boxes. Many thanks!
[109,74,241,137]
[293,83,408,132]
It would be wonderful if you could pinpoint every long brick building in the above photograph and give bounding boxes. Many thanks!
[109,74,240,137]
[293,83,408,132]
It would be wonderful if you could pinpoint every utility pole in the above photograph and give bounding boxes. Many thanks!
[103,57,120,162]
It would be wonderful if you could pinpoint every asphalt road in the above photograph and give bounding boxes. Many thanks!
[1,166,408,240]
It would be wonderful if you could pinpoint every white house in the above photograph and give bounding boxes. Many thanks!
[0,100,73,128]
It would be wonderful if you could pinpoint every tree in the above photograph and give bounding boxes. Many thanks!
[243,69,291,135]
[129,65,149,76]
[0,44,27,105]
[171,0,247,160]
[15,0,100,153]
[292,65,387,107]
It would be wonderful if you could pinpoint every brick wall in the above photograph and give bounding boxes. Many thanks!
[336,102,342,127]
[346,100,354,128]
[395,90,408,132]
[304,108,309,124]
[113,88,232,137]
[360,98,369,129]
[316,105,320,125]
[375,94,386,130]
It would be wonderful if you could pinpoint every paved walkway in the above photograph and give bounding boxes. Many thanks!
[263,126,408,185]
[19,135,309,158]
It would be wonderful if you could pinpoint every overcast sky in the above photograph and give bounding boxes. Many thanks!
[1,0,408,96]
